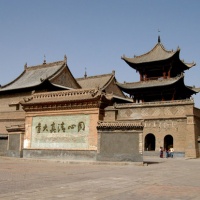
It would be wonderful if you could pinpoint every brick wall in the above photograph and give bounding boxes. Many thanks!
[0,92,31,134]
[103,100,200,158]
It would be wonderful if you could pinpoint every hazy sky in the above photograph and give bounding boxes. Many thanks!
[1,0,200,107]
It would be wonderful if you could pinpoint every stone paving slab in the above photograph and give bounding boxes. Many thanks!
[0,156,200,200]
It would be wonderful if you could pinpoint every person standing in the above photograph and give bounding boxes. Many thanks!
[170,147,174,158]
[165,148,169,158]
[159,147,163,158]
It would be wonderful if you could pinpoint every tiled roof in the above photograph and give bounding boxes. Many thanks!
[97,121,143,130]
[0,61,65,91]
[77,73,114,90]
[112,95,133,102]
[77,73,132,102]
[21,88,102,104]
[183,61,196,68]
[116,75,183,89]
[122,42,177,64]
[186,86,200,93]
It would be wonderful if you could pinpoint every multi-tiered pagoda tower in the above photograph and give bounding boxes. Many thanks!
[100,37,200,158]
[117,37,199,102]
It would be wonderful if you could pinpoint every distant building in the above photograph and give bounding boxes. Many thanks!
[108,37,200,158]
[0,56,138,161]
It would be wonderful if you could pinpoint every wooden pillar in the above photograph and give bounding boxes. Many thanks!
[140,72,143,81]
[163,71,166,79]
[168,70,171,78]
[172,90,176,100]
[168,65,172,78]
[162,94,165,101]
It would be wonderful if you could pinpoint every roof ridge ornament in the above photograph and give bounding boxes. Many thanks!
[158,35,161,43]
[43,55,46,64]
[24,62,27,70]
[84,67,87,78]
[158,29,161,43]
[64,54,67,64]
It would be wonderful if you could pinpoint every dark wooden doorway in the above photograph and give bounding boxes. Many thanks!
[164,135,173,150]
[144,133,156,151]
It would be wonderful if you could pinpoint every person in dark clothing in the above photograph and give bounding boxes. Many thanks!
[159,147,163,158]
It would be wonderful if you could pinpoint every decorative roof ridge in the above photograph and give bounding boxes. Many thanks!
[26,60,64,71]
[117,74,183,85]
[122,42,177,60]
[31,88,100,100]
[156,42,177,53]
[76,72,114,80]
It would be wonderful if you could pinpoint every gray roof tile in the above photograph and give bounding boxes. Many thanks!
[117,75,183,89]
[122,43,177,64]
[77,73,113,89]
[0,61,65,91]
[21,88,101,104]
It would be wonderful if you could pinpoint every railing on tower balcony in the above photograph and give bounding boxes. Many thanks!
[114,98,194,108]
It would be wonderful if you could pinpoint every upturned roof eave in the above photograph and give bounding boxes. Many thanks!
[112,95,133,102]
[180,60,196,70]
[185,85,200,94]
[0,79,69,93]
[0,60,66,92]
[116,75,184,90]
[0,70,26,89]
[121,50,179,67]
[51,83,74,90]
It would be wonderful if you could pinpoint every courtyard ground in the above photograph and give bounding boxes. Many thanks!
[0,156,199,200]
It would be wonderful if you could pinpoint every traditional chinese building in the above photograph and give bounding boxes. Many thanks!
[0,56,74,157]
[118,36,198,102]
[109,37,200,158]
[0,56,140,161]
[1,37,199,161]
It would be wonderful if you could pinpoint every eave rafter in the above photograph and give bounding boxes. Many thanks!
[97,121,143,131]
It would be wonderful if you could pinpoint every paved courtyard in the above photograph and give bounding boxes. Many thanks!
[0,156,199,200]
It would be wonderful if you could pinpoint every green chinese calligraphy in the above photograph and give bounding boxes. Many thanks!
[50,122,56,133]
[68,124,76,129]
[78,121,85,132]
[35,121,86,133]
[36,123,41,133]
[43,124,48,132]
[58,122,65,132]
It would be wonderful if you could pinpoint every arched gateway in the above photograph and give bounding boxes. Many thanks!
[164,135,173,150]
[144,133,155,151]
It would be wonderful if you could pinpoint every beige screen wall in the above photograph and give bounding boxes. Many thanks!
[24,108,99,151]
